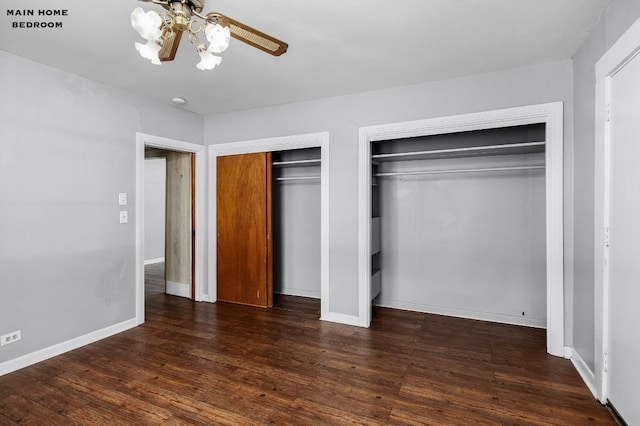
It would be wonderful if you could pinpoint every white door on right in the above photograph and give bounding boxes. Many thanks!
[607,49,640,425]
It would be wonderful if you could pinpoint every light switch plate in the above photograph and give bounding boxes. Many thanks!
[118,193,127,206]
[119,211,128,224]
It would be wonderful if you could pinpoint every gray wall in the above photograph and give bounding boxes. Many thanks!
[377,155,546,326]
[204,60,574,324]
[273,180,321,299]
[144,158,166,262]
[0,50,203,364]
[572,0,640,372]
[272,149,322,298]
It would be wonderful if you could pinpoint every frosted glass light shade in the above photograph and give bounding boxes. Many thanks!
[131,7,162,41]
[135,40,162,65]
[205,23,230,53]
[196,47,222,70]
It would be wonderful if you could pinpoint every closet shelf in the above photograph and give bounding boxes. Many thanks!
[272,159,321,167]
[372,141,545,161]
[274,175,320,181]
[376,165,545,178]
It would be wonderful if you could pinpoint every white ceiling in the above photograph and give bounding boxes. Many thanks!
[1,0,611,115]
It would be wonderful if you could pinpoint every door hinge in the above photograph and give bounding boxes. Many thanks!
[604,352,609,372]
[605,227,610,247]
[605,103,611,122]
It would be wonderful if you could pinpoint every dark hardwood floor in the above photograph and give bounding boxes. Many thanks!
[0,263,615,425]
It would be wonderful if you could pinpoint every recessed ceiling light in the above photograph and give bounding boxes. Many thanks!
[171,97,187,105]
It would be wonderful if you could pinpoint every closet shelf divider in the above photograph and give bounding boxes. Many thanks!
[274,175,321,181]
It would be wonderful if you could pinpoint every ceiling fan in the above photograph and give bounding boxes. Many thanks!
[131,0,288,70]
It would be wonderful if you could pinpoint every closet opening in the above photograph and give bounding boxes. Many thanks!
[272,147,322,305]
[369,123,548,329]
[359,104,564,355]
[215,146,323,316]
[208,132,329,322]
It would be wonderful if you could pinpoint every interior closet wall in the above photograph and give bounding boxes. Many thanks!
[373,125,547,326]
[272,148,321,298]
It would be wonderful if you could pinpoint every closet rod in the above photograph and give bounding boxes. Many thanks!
[372,141,545,160]
[375,165,545,177]
[272,159,321,167]
[274,176,321,181]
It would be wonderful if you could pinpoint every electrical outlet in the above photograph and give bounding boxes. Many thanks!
[1,330,21,347]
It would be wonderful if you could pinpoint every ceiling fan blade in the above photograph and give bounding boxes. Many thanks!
[159,30,184,62]
[206,12,288,57]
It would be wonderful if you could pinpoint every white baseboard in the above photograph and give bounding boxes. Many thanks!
[276,288,321,299]
[564,346,573,359]
[166,280,191,298]
[0,318,138,376]
[320,312,363,327]
[570,347,600,401]
[376,298,546,329]
[144,257,165,265]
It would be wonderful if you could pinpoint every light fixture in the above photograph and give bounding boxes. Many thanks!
[195,44,222,70]
[130,0,288,71]
[135,39,162,65]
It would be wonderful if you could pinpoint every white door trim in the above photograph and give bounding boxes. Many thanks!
[207,132,330,319]
[595,16,640,403]
[135,133,206,325]
[358,102,565,357]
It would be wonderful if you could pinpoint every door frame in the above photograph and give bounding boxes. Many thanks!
[595,16,640,403]
[358,102,565,356]
[135,132,206,325]
[207,132,330,317]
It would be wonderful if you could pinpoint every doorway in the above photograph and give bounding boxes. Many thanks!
[144,147,194,299]
[143,151,167,296]
[135,133,206,325]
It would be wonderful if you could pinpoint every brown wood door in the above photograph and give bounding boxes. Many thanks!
[217,152,273,307]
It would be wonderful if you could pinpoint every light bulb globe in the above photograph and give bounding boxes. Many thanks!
[205,23,231,53]
[196,46,222,70]
[135,40,162,65]
[131,7,162,42]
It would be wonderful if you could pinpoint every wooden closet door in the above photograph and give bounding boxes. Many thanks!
[217,152,272,307]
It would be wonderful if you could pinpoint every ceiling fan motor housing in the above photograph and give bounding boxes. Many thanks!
[169,2,193,31]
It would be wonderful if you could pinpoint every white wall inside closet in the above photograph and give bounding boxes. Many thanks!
[272,148,321,299]
[373,124,547,327]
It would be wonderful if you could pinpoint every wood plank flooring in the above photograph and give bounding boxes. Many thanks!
[0,263,615,425]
